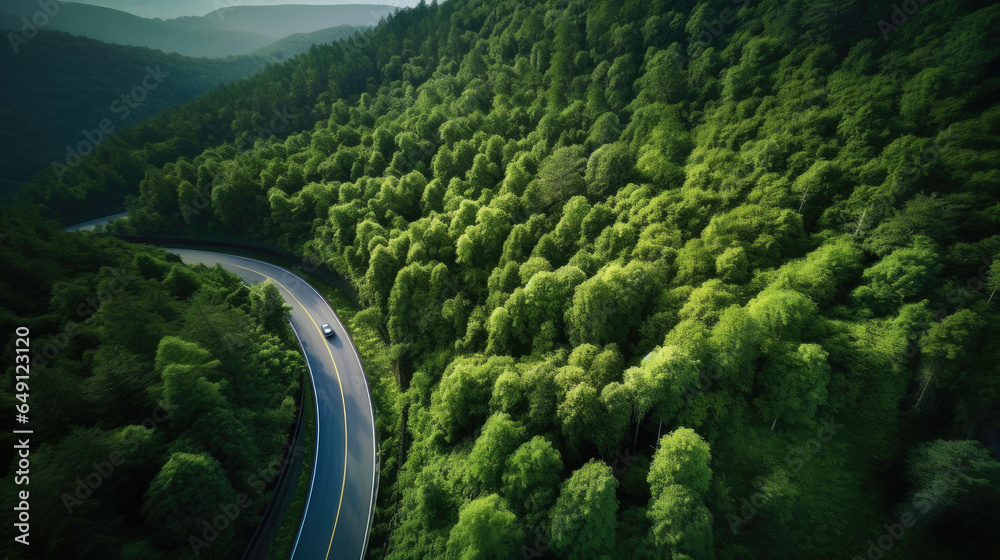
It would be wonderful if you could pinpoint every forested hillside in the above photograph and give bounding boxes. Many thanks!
[16,0,1000,558]
[0,210,306,560]
[0,25,366,195]
[0,29,270,196]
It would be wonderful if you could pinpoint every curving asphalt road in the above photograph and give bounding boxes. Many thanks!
[64,212,377,559]
[167,249,377,560]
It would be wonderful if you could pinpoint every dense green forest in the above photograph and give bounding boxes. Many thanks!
[0,211,306,559]
[11,0,1000,558]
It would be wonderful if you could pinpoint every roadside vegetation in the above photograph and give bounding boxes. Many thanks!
[0,212,307,559]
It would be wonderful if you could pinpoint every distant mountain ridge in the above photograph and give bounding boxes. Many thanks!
[59,0,415,20]
[251,23,365,60]
[195,4,395,38]
[0,0,394,57]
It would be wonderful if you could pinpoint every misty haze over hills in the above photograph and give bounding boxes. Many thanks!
[0,0,371,194]
[189,3,395,40]
[0,1,396,57]
[60,0,420,20]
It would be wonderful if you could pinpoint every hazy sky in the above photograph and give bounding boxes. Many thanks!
[64,0,423,20]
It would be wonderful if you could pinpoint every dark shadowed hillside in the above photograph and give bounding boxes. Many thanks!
[0,29,268,195]
[0,21,371,196]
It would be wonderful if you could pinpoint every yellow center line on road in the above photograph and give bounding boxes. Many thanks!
[231,263,348,560]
